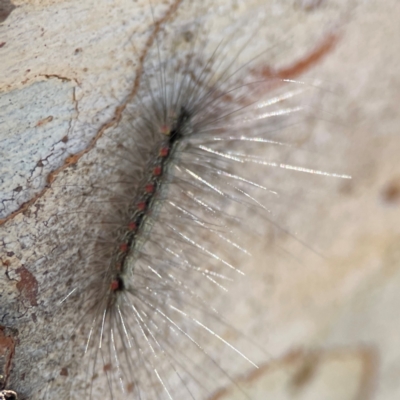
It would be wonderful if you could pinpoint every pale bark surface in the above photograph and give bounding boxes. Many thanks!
[1,0,399,399]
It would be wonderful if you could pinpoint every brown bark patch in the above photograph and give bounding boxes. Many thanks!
[15,267,38,307]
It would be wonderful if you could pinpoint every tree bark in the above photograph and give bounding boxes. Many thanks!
[1,0,399,399]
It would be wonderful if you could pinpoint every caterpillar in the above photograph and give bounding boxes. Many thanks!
[0,1,351,399]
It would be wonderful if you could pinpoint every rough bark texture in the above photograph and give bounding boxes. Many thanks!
[1,0,399,399]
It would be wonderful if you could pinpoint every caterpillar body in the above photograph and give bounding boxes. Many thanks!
[0,1,351,399]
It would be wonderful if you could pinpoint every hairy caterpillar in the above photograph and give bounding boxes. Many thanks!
[0,1,351,399]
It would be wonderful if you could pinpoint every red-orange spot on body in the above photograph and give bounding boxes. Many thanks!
[119,243,128,252]
[159,147,169,157]
[145,183,154,193]
[110,280,119,291]
[128,222,137,231]
[153,166,162,176]
[160,125,170,135]
[137,202,146,211]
